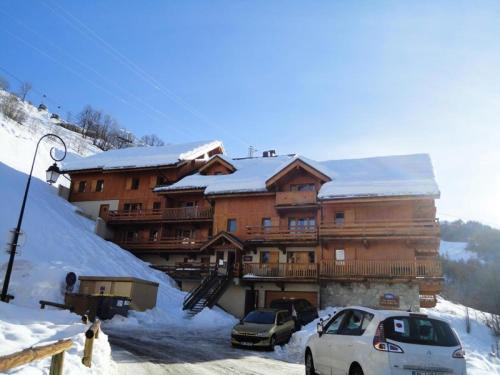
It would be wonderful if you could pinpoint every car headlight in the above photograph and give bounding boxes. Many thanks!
[231,329,239,335]
[255,332,269,337]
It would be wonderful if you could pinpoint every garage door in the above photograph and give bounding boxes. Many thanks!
[265,291,318,307]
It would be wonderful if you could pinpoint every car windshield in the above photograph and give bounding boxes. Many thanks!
[243,311,276,324]
[384,316,459,347]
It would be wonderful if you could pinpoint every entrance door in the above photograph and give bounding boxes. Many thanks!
[244,290,259,315]
[227,251,236,268]
[99,204,109,219]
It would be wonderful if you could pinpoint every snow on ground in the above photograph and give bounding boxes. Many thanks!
[440,240,478,262]
[272,298,499,375]
[0,303,112,374]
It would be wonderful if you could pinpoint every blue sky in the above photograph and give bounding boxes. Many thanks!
[1,1,500,226]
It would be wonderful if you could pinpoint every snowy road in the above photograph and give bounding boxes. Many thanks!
[107,326,304,375]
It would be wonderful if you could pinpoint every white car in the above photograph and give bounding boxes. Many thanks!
[305,306,466,375]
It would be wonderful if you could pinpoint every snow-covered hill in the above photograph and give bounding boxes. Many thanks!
[440,240,478,262]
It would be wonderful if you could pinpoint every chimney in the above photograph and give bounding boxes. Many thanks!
[262,149,276,157]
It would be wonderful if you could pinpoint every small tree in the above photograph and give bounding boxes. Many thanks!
[0,75,9,91]
[485,314,500,358]
[18,82,32,101]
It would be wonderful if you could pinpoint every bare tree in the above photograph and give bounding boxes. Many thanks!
[485,314,500,358]
[140,134,165,146]
[0,93,26,123]
[0,75,9,91]
[18,82,32,101]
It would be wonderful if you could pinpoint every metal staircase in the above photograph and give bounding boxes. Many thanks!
[183,265,233,316]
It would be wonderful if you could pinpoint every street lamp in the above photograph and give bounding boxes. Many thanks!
[0,134,67,303]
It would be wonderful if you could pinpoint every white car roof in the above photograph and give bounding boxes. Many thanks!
[335,306,448,323]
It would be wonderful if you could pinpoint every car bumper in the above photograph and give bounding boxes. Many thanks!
[231,335,271,348]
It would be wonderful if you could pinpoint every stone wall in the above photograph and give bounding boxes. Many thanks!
[320,281,420,311]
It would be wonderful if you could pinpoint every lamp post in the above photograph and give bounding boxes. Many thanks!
[0,134,67,303]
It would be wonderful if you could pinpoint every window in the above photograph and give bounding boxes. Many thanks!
[149,229,159,241]
[261,251,278,264]
[124,203,142,211]
[335,249,345,262]
[131,177,140,190]
[262,218,272,228]
[95,179,104,192]
[383,316,459,347]
[324,311,348,334]
[335,211,345,225]
[290,183,315,192]
[156,175,166,186]
[175,229,193,238]
[77,181,87,193]
[125,231,138,241]
[308,251,315,263]
[288,217,315,229]
[153,201,161,211]
[184,201,197,207]
[227,218,237,233]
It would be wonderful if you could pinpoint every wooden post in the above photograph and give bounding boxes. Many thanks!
[82,320,101,368]
[49,351,65,375]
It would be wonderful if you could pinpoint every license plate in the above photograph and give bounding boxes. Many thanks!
[412,371,440,375]
[239,342,253,346]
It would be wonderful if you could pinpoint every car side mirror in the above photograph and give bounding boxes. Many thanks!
[317,323,324,337]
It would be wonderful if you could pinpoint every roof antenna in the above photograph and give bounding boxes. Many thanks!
[248,146,258,158]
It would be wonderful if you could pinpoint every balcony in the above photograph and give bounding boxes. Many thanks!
[319,219,440,239]
[246,225,317,243]
[319,259,442,280]
[242,263,318,280]
[152,262,216,280]
[117,237,207,252]
[275,191,317,208]
[240,259,442,282]
[106,207,213,224]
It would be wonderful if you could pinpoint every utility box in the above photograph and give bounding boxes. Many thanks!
[77,276,159,311]
[65,293,131,321]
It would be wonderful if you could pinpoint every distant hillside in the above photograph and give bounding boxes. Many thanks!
[440,220,500,315]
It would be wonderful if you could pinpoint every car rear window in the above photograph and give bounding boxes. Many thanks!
[384,316,459,347]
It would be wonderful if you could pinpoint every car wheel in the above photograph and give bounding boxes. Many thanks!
[269,335,277,350]
[305,351,316,375]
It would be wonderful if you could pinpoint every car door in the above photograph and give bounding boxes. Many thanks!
[336,309,374,373]
[314,310,349,375]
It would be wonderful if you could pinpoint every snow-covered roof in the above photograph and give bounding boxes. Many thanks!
[156,153,440,199]
[62,140,223,172]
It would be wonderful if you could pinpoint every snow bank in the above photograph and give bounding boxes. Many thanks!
[440,240,478,262]
[0,302,112,374]
[273,299,499,375]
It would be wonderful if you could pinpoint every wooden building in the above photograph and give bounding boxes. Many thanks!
[64,145,442,318]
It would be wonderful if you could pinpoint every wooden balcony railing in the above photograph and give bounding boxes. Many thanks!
[152,262,216,279]
[117,237,207,251]
[240,260,442,281]
[275,191,317,207]
[106,207,213,223]
[319,259,442,279]
[242,263,318,279]
[246,225,317,242]
[319,219,440,238]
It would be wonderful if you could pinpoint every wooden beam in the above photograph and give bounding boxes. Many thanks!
[0,339,72,373]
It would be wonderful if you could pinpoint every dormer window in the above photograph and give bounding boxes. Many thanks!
[290,183,315,192]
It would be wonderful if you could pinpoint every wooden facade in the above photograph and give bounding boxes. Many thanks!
[66,150,442,312]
